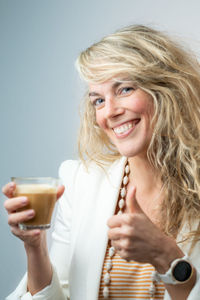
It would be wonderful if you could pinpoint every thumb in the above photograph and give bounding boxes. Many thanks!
[56,185,65,200]
[126,186,143,214]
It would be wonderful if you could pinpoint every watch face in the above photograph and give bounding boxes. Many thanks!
[172,261,192,282]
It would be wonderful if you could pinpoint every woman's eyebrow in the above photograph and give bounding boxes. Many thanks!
[88,91,101,97]
[112,81,122,89]
[89,82,123,98]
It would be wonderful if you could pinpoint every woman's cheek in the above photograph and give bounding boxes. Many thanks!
[96,113,106,130]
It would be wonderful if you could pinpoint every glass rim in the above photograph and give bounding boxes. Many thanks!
[11,176,57,179]
[11,177,58,181]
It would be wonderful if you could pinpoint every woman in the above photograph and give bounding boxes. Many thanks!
[3,25,200,300]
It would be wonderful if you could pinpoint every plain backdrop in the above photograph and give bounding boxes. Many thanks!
[1,0,200,298]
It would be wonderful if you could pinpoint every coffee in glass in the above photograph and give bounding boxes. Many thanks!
[12,177,58,230]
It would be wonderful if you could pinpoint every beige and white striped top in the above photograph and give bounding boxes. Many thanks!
[99,246,165,299]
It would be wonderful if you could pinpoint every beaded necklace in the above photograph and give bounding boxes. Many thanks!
[103,161,160,299]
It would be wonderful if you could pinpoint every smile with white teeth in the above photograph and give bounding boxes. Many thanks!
[113,118,141,135]
[113,122,133,134]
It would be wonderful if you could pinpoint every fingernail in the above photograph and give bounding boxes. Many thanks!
[9,182,15,189]
[21,197,28,205]
[34,230,40,236]
[27,210,34,218]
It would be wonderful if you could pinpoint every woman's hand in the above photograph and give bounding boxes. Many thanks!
[107,186,183,273]
[2,182,65,248]
[3,182,65,295]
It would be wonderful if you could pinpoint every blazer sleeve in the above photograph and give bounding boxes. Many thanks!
[5,160,80,300]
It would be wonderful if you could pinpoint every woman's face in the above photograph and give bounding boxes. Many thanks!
[89,79,154,158]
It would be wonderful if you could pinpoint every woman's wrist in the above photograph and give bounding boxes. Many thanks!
[152,236,184,274]
[24,230,47,252]
[23,231,52,295]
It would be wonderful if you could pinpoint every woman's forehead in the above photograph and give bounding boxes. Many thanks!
[88,76,135,89]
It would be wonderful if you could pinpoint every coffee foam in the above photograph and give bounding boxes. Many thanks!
[15,184,56,194]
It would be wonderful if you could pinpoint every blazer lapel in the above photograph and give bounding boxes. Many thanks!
[86,156,127,300]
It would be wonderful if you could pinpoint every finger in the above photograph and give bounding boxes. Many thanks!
[112,240,122,252]
[126,186,143,214]
[10,225,40,238]
[107,215,122,228]
[8,209,35,227]
[117,248,132,261]
[56,185,65,200]
[108,227,122,240]
[2,182,16,198]
[112,240,131,258]
[4,197,28,213]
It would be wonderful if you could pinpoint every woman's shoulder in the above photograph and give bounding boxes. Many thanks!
[59,159,81,174]
[58,159,82,185]
[59,156,126,180]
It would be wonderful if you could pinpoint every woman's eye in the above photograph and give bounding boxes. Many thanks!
[120,87,134,94]
[92,98,104,107]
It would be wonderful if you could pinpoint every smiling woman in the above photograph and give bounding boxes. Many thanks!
[88,80,154,158]
[3,24,200,300]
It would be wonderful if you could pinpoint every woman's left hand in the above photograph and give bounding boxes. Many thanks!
[107,186,183,272]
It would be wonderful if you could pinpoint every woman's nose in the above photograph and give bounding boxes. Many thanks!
[104,96,124,118]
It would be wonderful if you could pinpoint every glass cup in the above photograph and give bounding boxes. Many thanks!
[11,177,58,230]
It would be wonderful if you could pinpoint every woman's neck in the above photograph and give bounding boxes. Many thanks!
[128,155,161,191]
[127,155,164,225]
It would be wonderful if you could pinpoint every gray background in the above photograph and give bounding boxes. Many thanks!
[1,0,200,298]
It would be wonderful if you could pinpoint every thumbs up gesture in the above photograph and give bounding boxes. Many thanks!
[126,186,143,214]
[107,185,183,269]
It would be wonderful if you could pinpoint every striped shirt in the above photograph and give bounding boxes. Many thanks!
[99,246,165,299]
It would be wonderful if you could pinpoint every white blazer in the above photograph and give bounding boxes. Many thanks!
[6,157,200,300]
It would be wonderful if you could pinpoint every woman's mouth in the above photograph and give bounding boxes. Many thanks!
[113,119,140,136]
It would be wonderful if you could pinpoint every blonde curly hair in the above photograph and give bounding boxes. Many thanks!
[76,25,200,242]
